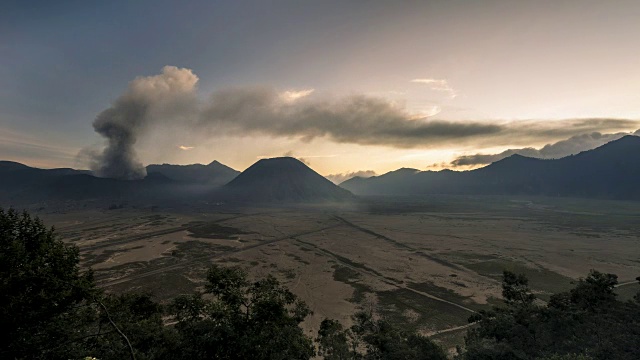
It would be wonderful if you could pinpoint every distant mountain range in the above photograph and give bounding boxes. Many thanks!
[146,161,240,186]
[0,157,354,206]
[341,135,640,200]
[2,135,639,207]
[0,160,175,204]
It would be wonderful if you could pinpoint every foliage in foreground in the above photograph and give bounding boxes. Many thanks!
[0,208,447,359]
[168,265,315,359]
[1,207,639,359]
[460,270,640,360]
[317,313,448,360]
[0,208,95,358]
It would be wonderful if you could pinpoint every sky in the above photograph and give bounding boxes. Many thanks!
[1,0,640,177]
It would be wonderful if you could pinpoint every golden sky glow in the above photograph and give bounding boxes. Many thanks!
[1,1,639,176]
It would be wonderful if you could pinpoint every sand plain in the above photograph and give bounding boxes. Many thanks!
[36,195,640,350]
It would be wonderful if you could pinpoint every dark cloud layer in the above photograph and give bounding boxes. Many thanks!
[200,87,502,147]
[451,131,639,167]
[86,66,640,179]
[199,88,638,149]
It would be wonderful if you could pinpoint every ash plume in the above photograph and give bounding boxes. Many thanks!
[84,66,640,179]
[89,66,198,179]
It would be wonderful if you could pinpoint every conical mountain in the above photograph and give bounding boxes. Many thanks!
[223,157,354,203]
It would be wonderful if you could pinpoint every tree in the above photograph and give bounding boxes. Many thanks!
[82,293,176,360]
[537,354,594,360]
[462,270,640,360]
[316,310,447,360]
[5,207,638,360]
[351,310,447,360]
[0,208,95,359]
[501,271,536,307]
[317,319,359,360]
[168,264,315,359]
[567,270,617,311]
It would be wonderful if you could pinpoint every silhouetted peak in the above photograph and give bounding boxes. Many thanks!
[597,134,640,149]
[339,176,368,184]
[205,160,238,172]
[0,161,31,170]
[383,168,420,176]
[570,134,640,160]
[396,167,420,172]
[224,157,353,202]
[232,157,311,177]
[619,134,640,141]
[254,156,304,166]
[227,157,312,185]
[484,153,540,169]
[145,160,239,186]
[501,153,533,161]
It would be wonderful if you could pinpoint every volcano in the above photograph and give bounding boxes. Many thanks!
[222,157,354,203]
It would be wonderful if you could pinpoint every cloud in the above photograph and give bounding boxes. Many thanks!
[425,162,450,170]
[451,130,639,167]
[411,78,458,98]
[411,78,447,85]
[257,152,337,167]
[199,87,637,148]
[280,89,314,102]
[83,66,640,179]
[88,66,198,179]
[409,105,442,119]
[0,128,80,168]
[199,87,503,147]
[178,145,194,150]
[281,150,310,165]
[325,170,377,184]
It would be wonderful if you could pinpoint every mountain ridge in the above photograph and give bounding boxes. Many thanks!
[341,135,640,200]
[146,160,239,186]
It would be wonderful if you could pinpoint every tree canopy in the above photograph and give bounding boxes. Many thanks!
[2,207,639,359]
[168,265,315,359]
[461,270,640,360]
[0,209,95,359]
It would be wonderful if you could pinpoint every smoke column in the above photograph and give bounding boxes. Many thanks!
[86,66,638,180]
[90,66,198,179]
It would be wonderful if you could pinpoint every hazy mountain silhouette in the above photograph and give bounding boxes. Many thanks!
[0,159,240,204]
[0,158,354,206]
[0,161,175,204]
[221,157,354,203]
[341,135,640,200]
[146,160,239,186]
[0,161,89,196]
[3,135,638,206]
